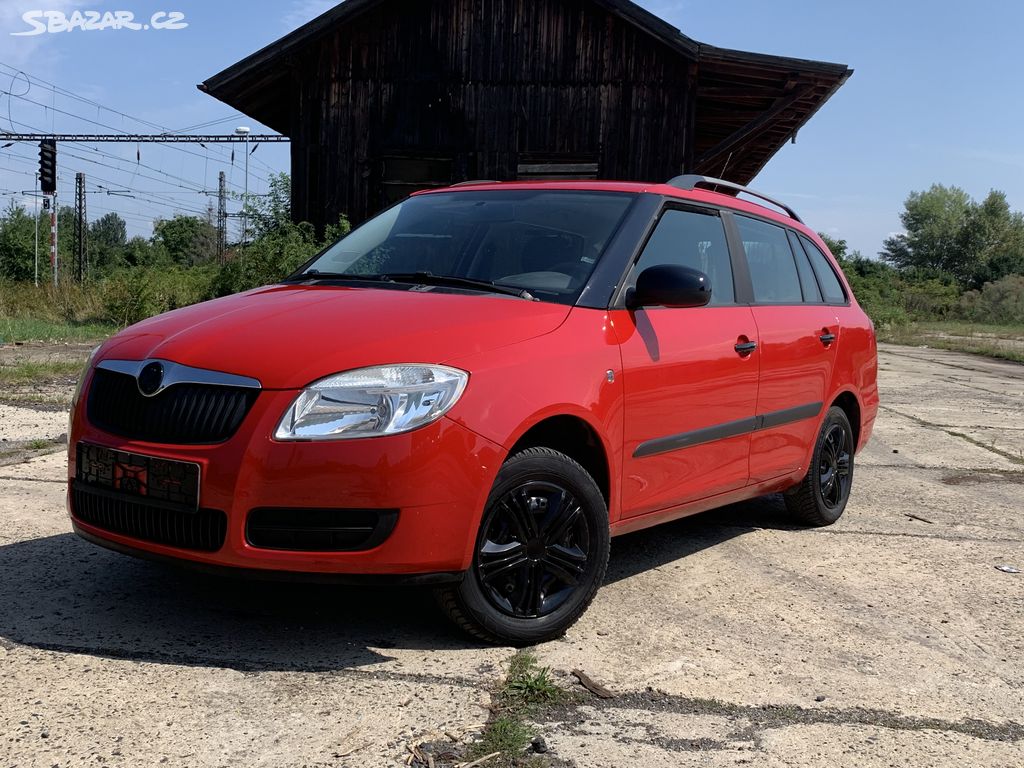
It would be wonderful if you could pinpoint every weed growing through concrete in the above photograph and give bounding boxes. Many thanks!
[464,651,568,766]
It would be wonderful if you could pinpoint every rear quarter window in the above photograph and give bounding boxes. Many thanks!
[799,235,848,304]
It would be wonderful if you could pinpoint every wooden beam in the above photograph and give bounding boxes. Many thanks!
[693,86,808,171]
[683,60,699,172]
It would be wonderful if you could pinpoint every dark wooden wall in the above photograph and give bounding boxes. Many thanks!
[288,0,695,228]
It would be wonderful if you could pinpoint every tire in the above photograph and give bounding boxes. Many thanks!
[784,406,855,527]
[435,447,610,645]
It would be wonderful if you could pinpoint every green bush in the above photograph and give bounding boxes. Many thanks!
[101,265,218,327]
[901,277,960,320]
[959,274,1024,324]
[1,280,105,324]
[211,217,349,297]
[101,269,155,327]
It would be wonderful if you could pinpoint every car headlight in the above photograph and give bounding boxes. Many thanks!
[274,364,469,441]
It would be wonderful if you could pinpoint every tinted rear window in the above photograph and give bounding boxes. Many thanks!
[788,230,823,303]
[799,235,848,304]
[736,216,802,304]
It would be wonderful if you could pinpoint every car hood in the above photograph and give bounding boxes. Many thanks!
[97,285,572,389]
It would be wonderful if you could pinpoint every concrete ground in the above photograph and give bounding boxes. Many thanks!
[0,342,1021,767]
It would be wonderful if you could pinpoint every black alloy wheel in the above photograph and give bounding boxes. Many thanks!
[818,421,852,510]
[784,406,856,526]
[435,447,610,645]
[476,480,591,618]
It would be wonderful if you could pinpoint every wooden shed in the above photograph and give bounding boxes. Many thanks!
[200,0,852,228]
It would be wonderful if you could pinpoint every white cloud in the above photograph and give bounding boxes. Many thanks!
[282,0,341,32]
[0,1,88,69]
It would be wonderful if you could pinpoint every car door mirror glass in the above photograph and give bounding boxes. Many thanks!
[627,265,712,309]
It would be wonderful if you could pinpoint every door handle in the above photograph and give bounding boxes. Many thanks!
[819,333,836,346]
[735,341,758,356]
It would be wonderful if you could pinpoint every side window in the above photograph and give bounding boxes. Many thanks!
[736,216,803,304]
[800,235,848,304]
[633,208,735,305]
[787,230,822,303]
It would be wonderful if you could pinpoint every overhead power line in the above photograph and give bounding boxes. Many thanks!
[0,84,277,180]
[0,63,283,238]
[0,62,281,183]
[0,132,288,143]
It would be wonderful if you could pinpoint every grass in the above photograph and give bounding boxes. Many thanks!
[505,653,562,705]
[880,321,1024,364]
[909,320,1024,340]
[0,359,85,385]
[0,316,115,344]
[465,651,567,766]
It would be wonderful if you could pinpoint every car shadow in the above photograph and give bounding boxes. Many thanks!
[0,495,798,670]
[605,492,802,584]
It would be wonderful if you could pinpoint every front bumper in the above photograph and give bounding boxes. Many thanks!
[68,380,505,576]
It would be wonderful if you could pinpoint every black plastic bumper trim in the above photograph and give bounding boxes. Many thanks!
[245,507,400,553]
[72,523,465,586]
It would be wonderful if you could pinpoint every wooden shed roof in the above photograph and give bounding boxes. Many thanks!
[199,0,852,185]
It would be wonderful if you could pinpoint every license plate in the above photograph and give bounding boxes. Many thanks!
[76,442,200,511]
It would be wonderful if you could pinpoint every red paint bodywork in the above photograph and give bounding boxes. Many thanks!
[68,180,879,576]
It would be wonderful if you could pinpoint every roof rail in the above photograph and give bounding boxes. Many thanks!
[449,179,501,187]
[667,174,803,223]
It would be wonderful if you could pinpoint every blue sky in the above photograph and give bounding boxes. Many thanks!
[0,0,1021,256]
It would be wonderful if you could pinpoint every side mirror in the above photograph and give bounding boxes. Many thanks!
[626,265,712,309]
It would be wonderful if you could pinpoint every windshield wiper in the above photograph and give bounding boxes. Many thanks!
[286,270,395,283]
[288,270,536,300]
[384,272,536,300]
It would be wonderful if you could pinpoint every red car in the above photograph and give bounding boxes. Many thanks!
[68,176,878,644]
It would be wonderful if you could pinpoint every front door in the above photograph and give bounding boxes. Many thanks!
[613,205,760,518]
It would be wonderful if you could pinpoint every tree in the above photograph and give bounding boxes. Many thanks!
[960,191,1024,287]
[241,172,292,240]
[881,185,1024,287]
[152,214,218,266]
[881,184,975,282]
[819,234,850,262]
[123,235,167,268]
[0,201,38,281]
[88,212,128,274]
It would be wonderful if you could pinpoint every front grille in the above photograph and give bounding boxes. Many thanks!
[247,508,399,552]
[72,485,227,552]
[87,367,259,444]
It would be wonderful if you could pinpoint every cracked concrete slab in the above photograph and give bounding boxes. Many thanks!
[2,343,1023,766]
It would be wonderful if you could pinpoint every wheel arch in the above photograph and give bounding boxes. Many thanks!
[505,413,612,510]
[829,389,862,449]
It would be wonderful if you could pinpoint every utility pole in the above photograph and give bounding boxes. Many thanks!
[49,191,58,285]
[217,170,227,260]
[74,172,87,282]
[235,126,250,243]
[34,173,40,287]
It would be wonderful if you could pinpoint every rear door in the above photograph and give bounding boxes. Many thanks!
[612,204,759,518]
[732,215,842,482]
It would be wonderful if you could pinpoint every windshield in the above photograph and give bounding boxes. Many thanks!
[297,190,636,304]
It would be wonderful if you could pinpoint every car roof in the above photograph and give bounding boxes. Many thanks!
[416,179,816,240]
